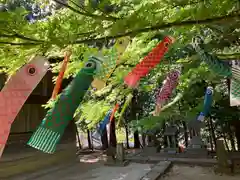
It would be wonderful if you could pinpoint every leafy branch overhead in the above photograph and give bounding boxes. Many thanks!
[0,0,239,129]
[0,0,239,47]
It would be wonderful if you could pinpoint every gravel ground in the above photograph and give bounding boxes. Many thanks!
[162,165,240,180]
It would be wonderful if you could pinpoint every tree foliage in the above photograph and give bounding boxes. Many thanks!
[0,0,240,131]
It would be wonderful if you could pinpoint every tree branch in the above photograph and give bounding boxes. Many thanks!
[217,53,240,60]
[1,12,239,47]
[0,33,45,42]
[171,0,205,8]
[106,62,135,84]
[68,0,119,20]
[0,41,42,45]
[53,0,119,21]
[73,12,240,44]
[217,53,240,57]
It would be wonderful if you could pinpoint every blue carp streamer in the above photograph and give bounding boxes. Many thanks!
[98,110,112,134]
[197,86,213,121]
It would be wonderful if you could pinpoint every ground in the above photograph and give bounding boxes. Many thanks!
[163,165,240,180]
[10,152,153,180]
[10,152,240,180]
[37,163,152,180]
[12,162,240,180]
[11,162,153,180]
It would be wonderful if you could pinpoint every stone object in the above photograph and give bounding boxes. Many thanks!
[186,136,208,156]
[188,136,204,148]
[186,119,207,156]
[163,126,178,153]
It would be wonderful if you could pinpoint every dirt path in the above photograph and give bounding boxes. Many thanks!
[163,165,240,180]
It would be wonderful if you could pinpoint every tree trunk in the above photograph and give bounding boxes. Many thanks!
[101,127,108,150]
[182,120,188,147]
[163,120,167,148]
[229,129,236,151]
[124,124,130,149]
[232,120,240,151]
[130,89,141,149]
[229,133,235,151]
[209,117,217,149]
[226,79,237,151]
[226,122,236,151]
[207,120,214,151]
[142,133,146,147]
[134,130,141,148]
[235,126,240,151]
[153,132,159,147]
[76,126,82,149]
[87,129,92,149]
[220,124,230,152]
[109,117,117,148]
[223,135,230,152]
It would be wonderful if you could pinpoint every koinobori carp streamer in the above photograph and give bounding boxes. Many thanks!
[124,36,174,88]
[197,86,213,121]
[0,56,49,158]
[27,57,100,154]
[155,70,180,115]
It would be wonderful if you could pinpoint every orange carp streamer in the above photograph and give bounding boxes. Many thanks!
[51,51,71,99]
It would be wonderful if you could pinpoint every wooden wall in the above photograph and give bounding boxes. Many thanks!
[0,71,53,146]
[0,73,6,89]
[7,71,54,134]
[10,104,47,133]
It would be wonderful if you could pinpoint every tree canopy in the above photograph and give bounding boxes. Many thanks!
[0,0,240,132]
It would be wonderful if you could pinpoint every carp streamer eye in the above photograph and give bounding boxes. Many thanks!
[27,65,37,76]
[85,61,96,69]
[170,71,178,79]
[119,40,123,45]
[206,88,212,95]
[164,42,169,47]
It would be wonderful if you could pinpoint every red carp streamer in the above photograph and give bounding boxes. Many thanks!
[155,70,180,115]
[0,56,49,157]
[51,51,71,99]
[124,36,174,88]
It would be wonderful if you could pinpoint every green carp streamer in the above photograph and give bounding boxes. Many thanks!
[28,59,98,154]
[192,36,232,77]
